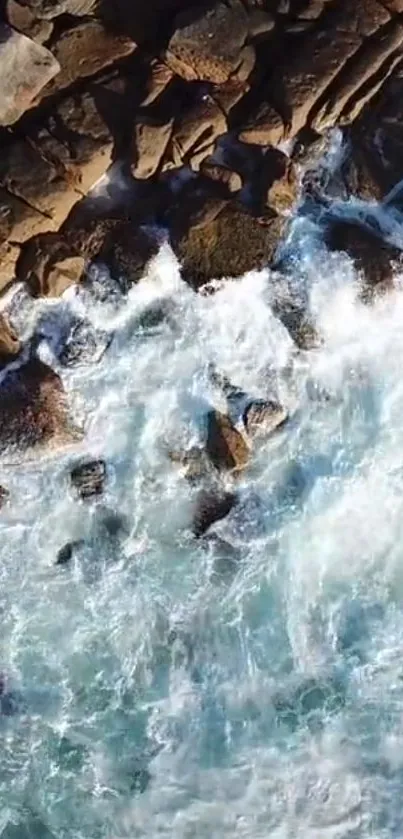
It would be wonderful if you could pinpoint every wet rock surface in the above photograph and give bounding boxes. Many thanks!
[70,458,106,500]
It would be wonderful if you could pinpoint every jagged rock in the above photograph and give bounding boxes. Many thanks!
[70,458,106,500]
[16,231,85,297]
[192,486,237,537]
[165,0,249,83]
[100,223,160,285]
[163,95,227,172]
[0,24,59,126]
[172,202,286,290]
[6,1,54,42]
[0,357,80,454]
[40,21,136,100]
[141,60,174,106]
[243,399,287,437]
[324,217,403,290]
[17,0,96,18]
[131,118,174,179]
[0,314,20,366]
[206,409,249,472]
[199,161,242,194]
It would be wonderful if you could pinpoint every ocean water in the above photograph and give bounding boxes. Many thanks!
[1,191,403,837]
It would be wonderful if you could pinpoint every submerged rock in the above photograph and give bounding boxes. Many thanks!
[55,539,86,565]
[206,409,249,473]
[0,485,9,508]
[0,357,80,454]
[70,458,106,500]
[324,217,403,291]
[193,486,238,537]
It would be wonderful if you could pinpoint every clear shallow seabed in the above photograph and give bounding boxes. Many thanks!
[1,186,403,837]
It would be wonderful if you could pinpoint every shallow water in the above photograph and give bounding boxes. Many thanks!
[2,198,403,837]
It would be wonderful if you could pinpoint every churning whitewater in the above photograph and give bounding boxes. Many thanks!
[2,192,403,838]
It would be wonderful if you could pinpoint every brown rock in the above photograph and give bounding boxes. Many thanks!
[206,409,249,472]
[243,400,287,437]
[141,60,174,106]
[0,314,20,365]
[324,218,403,290]
[0,24,59,126]
[0,357,80,454]
[40,21,136,100]
[166,0,248,83]
[16,231,85,297]
[238,103,285,147]
[131,118,174,179]
[100,223,160,285]
[192,487,237,537]
[172,202,286,290]
[70,459,106,500]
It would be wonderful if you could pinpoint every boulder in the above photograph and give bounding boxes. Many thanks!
[169,446,211,484]
[243,399,287,437]
[39,21,136,100]
[0,24,59,126]
[165,0,248,83]
[141,60,174,106]
[264,148,298,214]
[6,1,54,42]
[192,486,237,537]
[199,161,243,194]
[163,95,227,172]
[100,223,161,285]
[70,458,106,500]
[206,409,249,472]
[324,217,403,290]
[172,202,286,290]
[0,357,80,454]
[0,314,20,366]
[55,539,85,565]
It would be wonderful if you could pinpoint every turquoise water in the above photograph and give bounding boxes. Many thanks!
[2,204,403,837]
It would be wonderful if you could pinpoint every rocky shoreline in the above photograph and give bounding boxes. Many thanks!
[2,0,403,542]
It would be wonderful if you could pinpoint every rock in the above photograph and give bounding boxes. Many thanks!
[131,118,174,179]
[0,314,20,366]
[163,95,227,172]
[192,486,237,537]
[199,161,242,194]
[0,24,59,126]
[6,0,54,42]
[324,217,403,290]
[264,149,298,214]
[100,223,160,285]
[243,399,287,437]
[55,539,85,565]
[16,0,96,18]
[206,409,249,472]
[0,486,9,508]
[1,818,56,839]
[141,60,174,106]
[16,231,85,297]
[0,357,80,454]
[165,0,248,83]
[39,21,136,100]
[169,446,211,484]
[172,202,286,290]
[70,458,106,500]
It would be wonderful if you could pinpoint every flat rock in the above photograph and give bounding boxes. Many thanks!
[40,21,136,100]
[206,409,249,472]
[0,24,59,126]
[166,0,248,83]
[0,357,80,454]
[172,202,286,290]
[70,458,106,500]
[193,486,238,537]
